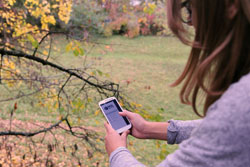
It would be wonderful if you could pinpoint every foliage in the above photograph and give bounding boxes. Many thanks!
[0,0,132,166]
[102,0,172,38]
[104,13,140,38]
[139,1,172,36]
[0,0,72,50]
[68,0,109,39]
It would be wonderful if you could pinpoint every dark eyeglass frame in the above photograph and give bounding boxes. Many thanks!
[181,0,192,24]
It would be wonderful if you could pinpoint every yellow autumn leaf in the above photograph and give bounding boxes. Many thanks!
[118,102,124,107]
[43,50,48,55]
[52,4,58,8]
[94,110,100,116]
[78,117,81,124]
[58,0,72,24]
[7,0,16,6]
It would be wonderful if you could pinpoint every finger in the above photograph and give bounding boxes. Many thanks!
[119,110,133,119]
[104,122,113,133]
[121,130,130,139]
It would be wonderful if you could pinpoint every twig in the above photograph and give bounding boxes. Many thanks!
[58,75,72,109]
[0,88,44,103]
[32,31,66,57]
[46,36,53,61]
[0,54,3,84]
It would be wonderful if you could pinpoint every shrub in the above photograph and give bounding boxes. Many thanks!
[103,13,140,38]
[127,14,140,38]
[81,0,174,38]
[137,1,172,36]
[67,0,109,38]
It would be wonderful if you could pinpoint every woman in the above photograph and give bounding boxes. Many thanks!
[104,0,250,166]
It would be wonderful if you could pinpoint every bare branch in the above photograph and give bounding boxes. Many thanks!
[58,75,72,108]
[46,35,53,61]
[0,88,44,103]
[0,117,67,137]
[0,54,3,84]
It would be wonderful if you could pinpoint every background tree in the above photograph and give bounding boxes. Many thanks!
[0,0,174,165]
[0,0,135,166]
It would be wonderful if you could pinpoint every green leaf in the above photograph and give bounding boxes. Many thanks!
[105,73,110,78]
[32,40,39,48]
[157,108,165,113]
[159,144,168,160]
[75,41,80,46]
[27,34,34,42]
[27,34,38,48]
[72,100,77,106]
[96,69,103,76]
[79,47,84,56]
[73,49,79,56]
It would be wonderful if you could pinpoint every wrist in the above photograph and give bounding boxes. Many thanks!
[143,121,154,139]
[143,122,169,140]
[143,121,152,137]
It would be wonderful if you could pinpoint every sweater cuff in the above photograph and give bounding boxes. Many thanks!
[109,147,129,164]
[167,119,179,144]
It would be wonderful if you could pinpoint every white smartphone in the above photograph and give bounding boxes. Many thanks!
[98,97,132,134]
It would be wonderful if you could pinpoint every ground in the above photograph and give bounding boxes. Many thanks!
[0,36,200,166]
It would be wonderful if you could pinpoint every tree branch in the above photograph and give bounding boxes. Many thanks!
[0,117,66,137]
[0,49,119,93]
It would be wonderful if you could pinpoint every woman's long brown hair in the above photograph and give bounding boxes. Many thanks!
[166,0,250,117]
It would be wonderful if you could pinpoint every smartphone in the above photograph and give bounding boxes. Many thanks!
[99,97,132,133]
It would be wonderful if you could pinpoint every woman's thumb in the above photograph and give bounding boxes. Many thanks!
[119,110,132,119]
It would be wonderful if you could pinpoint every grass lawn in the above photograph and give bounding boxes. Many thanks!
[60,35,199,166]
[87,36,197,120]
[0,35,200,166]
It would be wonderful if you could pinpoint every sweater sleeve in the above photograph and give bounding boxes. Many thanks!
[109,73,250,167]
[157,85,250,167]
[109,147,145,167]
[109,119,202,166]
[167,119,202,144]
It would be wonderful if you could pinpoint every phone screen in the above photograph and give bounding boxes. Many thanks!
[100,99,130,130]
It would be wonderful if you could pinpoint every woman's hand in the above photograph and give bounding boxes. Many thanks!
[119,110,149,139]
[120,110,169,140]
[104,122,130,156]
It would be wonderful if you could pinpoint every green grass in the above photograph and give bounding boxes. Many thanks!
[0,35,200,166]
[60,35,198,166]
[87,36,196,119]
[85,36,199,166]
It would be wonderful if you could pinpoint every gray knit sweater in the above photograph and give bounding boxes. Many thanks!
[109,73,250,167]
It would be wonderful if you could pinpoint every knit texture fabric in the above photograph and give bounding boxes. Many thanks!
[109,73,250,167]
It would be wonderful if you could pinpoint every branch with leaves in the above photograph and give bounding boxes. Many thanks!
[0,49,119,93]
[0,0,136,166]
